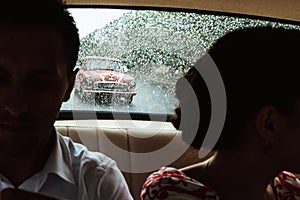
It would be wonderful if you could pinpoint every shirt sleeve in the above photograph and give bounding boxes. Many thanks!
[98,160,133,200]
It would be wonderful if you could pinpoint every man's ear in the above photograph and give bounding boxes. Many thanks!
[63,69,78,102]
[255,106,278,143]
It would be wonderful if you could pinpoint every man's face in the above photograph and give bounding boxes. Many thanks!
[0,21,75,155]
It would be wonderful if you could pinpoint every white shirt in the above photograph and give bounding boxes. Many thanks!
[0,133,133,200]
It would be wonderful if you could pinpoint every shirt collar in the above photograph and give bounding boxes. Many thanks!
[42,132,75,184]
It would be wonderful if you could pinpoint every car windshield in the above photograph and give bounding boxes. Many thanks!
[84,58,128,72]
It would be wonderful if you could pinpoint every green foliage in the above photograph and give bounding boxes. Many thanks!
[77,10,300,82]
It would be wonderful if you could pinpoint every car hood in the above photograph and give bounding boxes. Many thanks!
[84,69,132,83]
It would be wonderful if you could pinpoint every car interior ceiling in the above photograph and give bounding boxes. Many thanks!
[65,0,300,22]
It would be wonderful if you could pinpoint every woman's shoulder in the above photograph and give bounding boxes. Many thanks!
[140,166,220,200]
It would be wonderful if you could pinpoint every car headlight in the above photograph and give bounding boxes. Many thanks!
[128,79,136,88]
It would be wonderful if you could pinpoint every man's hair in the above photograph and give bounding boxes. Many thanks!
[173,26,300,149]
[0,0,80,75]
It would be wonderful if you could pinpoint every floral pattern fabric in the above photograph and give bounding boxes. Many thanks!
[274,171,300,200]
[140,167,220,200]
[140,167,300,200]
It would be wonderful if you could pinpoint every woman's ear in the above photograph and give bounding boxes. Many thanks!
[255,106,278,144]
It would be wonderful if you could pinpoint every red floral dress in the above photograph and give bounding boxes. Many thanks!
[274,171,300,200]
[140,167,220,200]
[140,167,300,200]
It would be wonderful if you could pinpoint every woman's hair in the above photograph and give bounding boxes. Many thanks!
[172,26,300,150]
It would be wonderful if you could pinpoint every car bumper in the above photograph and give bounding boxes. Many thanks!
[82,89,136,96]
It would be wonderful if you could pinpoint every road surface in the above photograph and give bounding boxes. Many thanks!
[61,80,178,116]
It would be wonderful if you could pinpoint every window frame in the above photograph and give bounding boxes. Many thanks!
[59,4,300,121]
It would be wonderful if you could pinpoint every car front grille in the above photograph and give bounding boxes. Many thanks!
[94,82,128,91]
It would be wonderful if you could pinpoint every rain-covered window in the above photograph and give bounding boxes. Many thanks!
[61,8,300,116]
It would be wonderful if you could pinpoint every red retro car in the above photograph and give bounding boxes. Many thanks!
[74,56,137,104]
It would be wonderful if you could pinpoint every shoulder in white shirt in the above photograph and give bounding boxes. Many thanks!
[0,132,133,200]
